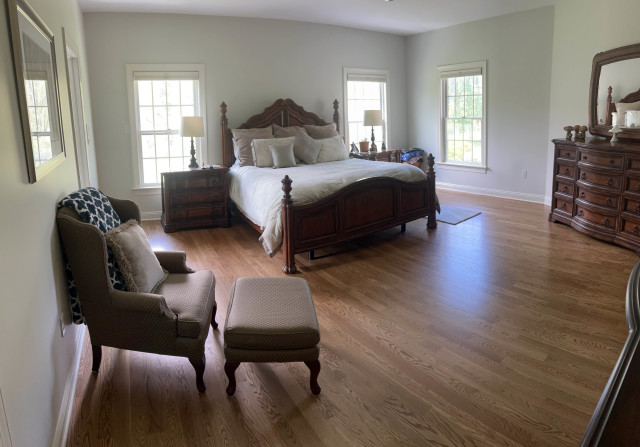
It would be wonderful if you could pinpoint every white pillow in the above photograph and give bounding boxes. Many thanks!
[626,110,640,127]
[615,100,640,127]
[316,135,349,163]
[105,220,167,293]
[251,137,295,167]
[270,142,297,168]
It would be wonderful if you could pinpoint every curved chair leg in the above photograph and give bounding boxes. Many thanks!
[189,355,206,393]
[211,303,218,330]
[304,360,321,395]
[91,345,102,373]
[224,362,240,396]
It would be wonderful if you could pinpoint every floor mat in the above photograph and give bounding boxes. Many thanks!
[436,206,481,225]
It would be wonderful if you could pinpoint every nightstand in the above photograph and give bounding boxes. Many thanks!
[350,150,402,163]
[161,167,229,233]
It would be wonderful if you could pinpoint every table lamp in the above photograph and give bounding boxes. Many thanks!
[181,116,204,168]
[363,109,382,151]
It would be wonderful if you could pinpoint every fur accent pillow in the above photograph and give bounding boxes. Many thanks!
[252,137,295,167]
[303,123,339,139]
[270,142,297,168]
[316,135,349,163]
[105,220,167,293]
[293,130,323,164]
[273,123,308,138]
[231,127,273,166]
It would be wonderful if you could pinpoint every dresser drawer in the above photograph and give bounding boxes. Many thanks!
[553,196,572,216]
[579,151,624,169]
[555,181,574,195]
[625,176,640,193]
[628,156,640,172]
[575,204,617,231]
[168,173,224,191]
[578,167,621,190]
[171,204,225,220]
[169,189,226,206]
[556,162,575,179]
[624,198,640,215]
[556,146,576,161]
[620,214,640,241]
[576,187,618,209]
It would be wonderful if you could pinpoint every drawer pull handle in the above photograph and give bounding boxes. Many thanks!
[580,191,585,198]
[610,159,615,165]
[603,217,610,226]
[563,185,569,192]
[607,177,614,187]
[566,152,571,157]
[581,173,586,180]
[605,198,611,207]
[633,225,639,235]
[560,202,567,211]
[583,155,587,160]
[565,168,571,176]
[578,210,584,217]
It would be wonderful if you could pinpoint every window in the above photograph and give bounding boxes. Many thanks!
[438,61,487,171]
[25,76,52,167]
[344,68,388,149]
[127,64,206,188]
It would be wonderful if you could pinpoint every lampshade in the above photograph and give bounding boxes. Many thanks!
[363,109,382,127]
[181,116,204,137]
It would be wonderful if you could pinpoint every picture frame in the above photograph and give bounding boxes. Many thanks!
[7,0,66,183]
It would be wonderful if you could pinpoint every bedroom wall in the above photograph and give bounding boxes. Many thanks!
[406,7,555,203]
[0,0,95,445]
[83,13,408,216]
[544,0,640,203]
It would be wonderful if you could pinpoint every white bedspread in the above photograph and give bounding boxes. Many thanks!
[229,158,428,256]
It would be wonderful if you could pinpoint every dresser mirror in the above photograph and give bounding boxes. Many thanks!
[589,43,640,142]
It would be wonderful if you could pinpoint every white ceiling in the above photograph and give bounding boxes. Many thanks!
[77,0,557,36]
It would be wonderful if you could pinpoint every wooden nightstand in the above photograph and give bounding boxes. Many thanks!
[350,149,402,163]
[161,167,229,233]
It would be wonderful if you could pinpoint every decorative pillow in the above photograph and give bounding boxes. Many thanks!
[105,220,167,293]
[615,101,640,127]
[273,123,308,138]
[251,136,295,167]
[231,127,273,167]
[316,135,349,163]
[293,130,323,164]
[303,123,339,139]
[270,142,297,169]
[626,110,640,127]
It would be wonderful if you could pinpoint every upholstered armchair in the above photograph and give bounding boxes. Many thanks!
[56,196,217,392]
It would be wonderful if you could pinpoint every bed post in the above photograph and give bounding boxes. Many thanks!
[426,154,437,229]
[220,102,232,168]
[281,175,297,274]
[605,86,613,126]
[333,99,340,133]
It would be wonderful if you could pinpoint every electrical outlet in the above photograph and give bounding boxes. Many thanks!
[59,313,65,337]
[521,170,527,179]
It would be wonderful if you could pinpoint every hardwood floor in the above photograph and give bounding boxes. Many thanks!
[66,190,639,446]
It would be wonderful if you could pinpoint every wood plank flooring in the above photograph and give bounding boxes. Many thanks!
[66,190,639,446]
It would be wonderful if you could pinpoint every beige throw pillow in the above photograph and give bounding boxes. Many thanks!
[303,123,339,139]
[105,220,167,293]
[293,131,323,164]
[316,135,349,163]
[273,123,308,138]
[231,127,273,166]
[270,142,297,168]
[252,137,295,167]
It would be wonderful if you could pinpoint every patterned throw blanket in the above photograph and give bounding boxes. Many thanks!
[58,187,125,324]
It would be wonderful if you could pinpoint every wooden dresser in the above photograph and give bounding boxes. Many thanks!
[549,138,640,250]
[161,167,229,233]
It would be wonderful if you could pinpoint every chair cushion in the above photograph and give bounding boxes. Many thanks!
[224,277,320,350]
[156,270,215,338]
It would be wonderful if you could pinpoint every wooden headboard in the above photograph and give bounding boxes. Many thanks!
[219,98,340,168]
[605,86,640,126]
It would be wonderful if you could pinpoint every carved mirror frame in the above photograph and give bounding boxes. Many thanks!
[7,0,66,183]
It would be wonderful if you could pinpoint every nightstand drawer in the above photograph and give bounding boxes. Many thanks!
[171,204,225,220]
[169,189,226,206]
[169,174,223,191]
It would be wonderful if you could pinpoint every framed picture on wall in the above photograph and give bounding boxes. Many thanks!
[7,0,66,183]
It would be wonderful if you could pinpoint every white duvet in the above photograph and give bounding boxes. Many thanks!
[229,158,429,256]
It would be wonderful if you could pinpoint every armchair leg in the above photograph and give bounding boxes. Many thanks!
[304,360,322,395]
[189,355,207,393]
[224,362,240,396]
[91,345,102,373]
[211,302,218,330]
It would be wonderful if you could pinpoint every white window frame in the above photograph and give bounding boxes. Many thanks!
[126,64,207,191]
[343,67,390,149]
[438,60,487,173]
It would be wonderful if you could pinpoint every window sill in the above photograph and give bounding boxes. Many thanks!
[132,186,161,196]
[436,163,487,174]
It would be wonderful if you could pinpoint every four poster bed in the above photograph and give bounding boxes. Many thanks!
[219,98,437,273]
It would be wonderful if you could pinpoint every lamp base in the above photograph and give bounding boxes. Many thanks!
[189,137,199,168]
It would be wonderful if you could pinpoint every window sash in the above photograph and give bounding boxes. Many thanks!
[344,69,389,148]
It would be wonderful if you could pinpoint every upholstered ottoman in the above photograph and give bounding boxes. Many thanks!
[223,277,321,396]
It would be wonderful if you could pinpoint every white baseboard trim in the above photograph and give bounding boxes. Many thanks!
[141,211,161,221]
[437,182,546,204]
[51,326,85,447]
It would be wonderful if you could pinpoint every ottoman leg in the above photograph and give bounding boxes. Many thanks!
[224,362,240,396]
[189,355,207,393]
[211,302,218,330]
[304,360,321,395]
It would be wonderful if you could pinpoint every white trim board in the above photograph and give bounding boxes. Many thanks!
[51,326,85,447]
[141,211,162,221]
[437,182,546,204]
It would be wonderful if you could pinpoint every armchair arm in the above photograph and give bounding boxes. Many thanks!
[108,196,141,224]
[111,290,175,319]
[154,251,195,273]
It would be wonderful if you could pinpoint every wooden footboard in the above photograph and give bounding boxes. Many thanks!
[280,154,437,273]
